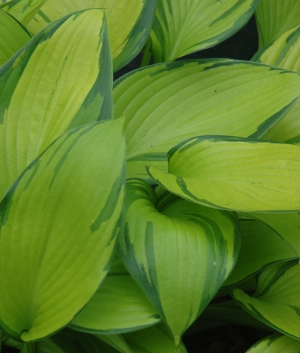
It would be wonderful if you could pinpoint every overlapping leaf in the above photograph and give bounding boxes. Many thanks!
[0,0,46,25]
[223,219,296,287]
[113,60,300,179]
[0,119,125,342]
[0,8,113,200]
[255,0,300,48]
[69,272,160,334]
[0,10,31,66]
[27,0,155,71]
[246,333,300,353]
[118,179,239,345]
[149,0,259,62]
[147,136,300,212]
[233,260,300,339]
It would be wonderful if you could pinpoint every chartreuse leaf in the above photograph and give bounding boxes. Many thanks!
[255,0,300,48]
[113,60,300,179]
[95,334,133,353]
[0,8,113,201]
[118,179,239,345]
[246,333,300,353]
[253,25,300,72]
[122,323,188,353]
[149,0,259,62]
[0,0,46,25]
[69,273,160,334]
[233,260,300,339]
[244,213,300,257]
[27,0,155,72]
[0,10,31,66]
[223,219,297,287]
[147,136,300,212]
[0,118,125,342]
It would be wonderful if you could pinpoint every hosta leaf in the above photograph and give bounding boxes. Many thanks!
[246,333,300,353]
[27,0,155,72]
[0,0,46,25]
[255,0,300,48]
[119,179,239,344]
[149,0,259,62]
[69,273,160,334]
[0,119,125,342]
[0,8,113,200]
[0,10,31,66]
[244,213,300,257]
[253,25,300,72]
[113,60,300,179]
[223,219,297,287]
[233,260,300,339]
[95,334,133,353]
[123,323,188,353]
[147,136,300,212]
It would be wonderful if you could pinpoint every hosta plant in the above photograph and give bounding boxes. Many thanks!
[1,0,300,352]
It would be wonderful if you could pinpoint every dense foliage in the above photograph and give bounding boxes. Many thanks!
[1,0,300,352]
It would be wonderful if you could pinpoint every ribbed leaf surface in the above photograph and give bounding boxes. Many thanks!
[255,0,300,48]
[70,274,160,334]
[0,10,31,66]
[113,60,300,179]
[150,0,259,62]
[0,0,46,25]
[224,219,296,287]
[233,260,300,339]
[0,8,112,200]
[246,334,300,353]
[27,0,155,71]
[147,136,300,212]
[119,179,238,344]
[0,119,125,342]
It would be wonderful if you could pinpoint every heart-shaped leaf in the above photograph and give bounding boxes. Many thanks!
[118,179,239,344]
[0,8,113,200]
[0,118,125,342]
[147,136,300,212]
[113,60,300,179]
[26,0,155,72]
[233,260,300,339]
[0,10,31,66]
[149,0,259,62]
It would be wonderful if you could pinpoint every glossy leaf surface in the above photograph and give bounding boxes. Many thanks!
[119,179,239,344]
[0,8,112,200]
[0,119,125,342]
[27,0,155,71]
[113,60,300,179]
[0,10,31,66]
[150,0,259,62]
[233,260,300,339]
[148,136,300,212]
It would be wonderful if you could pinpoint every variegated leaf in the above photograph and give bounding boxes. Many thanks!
[246,333,300,353]
[0,119,125,342]
[118,179,239,344]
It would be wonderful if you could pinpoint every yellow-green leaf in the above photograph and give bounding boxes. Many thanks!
[246,334,300,353]
[147,136,300,212]
[119,179,239,344]
[0,8,113,200]
[0,119,125,342]
[113,60,300,179]
[150,0,259,62]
